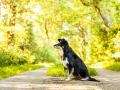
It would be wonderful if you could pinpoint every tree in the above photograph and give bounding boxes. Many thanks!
[0,0,120,66]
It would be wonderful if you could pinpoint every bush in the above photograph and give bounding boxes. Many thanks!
[0,43,57,66]
[46,63,64,76]
[0,46,28,66]
[88,67,98,76]
[32,44,57,64]
[103,62,120,71]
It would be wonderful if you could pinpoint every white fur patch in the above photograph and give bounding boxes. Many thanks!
[81,76,89,81]
[61,57,69,68]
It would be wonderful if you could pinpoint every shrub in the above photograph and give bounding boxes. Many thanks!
[103,62,120,71]
[46,63,64,76]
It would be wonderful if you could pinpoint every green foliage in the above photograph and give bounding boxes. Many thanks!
[103,62,120,71]
[33,44,57,63]
[0,0,120,70]
[88,67,98,76]
[0,64,44,80]
[46,63,98,77]
[106,63,120,71]
[0,46,27,66]
[46,63,64,76]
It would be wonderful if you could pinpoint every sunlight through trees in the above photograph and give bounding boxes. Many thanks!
[0,0,120,67]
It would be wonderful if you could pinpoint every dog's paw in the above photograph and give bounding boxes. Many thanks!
[81,77,89,81]
[80,78,86,81]
[65,77,70,81]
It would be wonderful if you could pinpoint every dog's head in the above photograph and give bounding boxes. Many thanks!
[53,38,68,50]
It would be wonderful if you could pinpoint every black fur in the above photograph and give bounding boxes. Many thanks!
[54,38,100,82]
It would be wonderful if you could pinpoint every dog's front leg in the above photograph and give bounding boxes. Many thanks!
[64,67,68,80]
[65,67,74,81]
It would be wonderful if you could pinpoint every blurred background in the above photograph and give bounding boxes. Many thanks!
[0,0,120,67]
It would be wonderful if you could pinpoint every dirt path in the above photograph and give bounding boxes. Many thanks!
[0,68,120,90]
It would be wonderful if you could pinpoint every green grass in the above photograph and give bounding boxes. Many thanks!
[46,63,98,77]
[88,67,98,76]
[46,63,64,76]
[0,64,44,80]
[103,62,120,71]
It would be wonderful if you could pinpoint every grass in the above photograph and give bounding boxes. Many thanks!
[46,63,98,77]
[88,67,98,76]
[0,64,44,80]
[103,62,120,71]
[46,63,64,76]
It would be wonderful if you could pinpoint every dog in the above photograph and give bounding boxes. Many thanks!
[54,38,99,82]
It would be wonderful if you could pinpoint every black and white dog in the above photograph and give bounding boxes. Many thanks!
[54,38,99,82]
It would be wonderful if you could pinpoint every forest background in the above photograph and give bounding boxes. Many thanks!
[0,0,120,78]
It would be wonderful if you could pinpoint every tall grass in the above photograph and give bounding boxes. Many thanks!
[0,64,44,80]
[47,63,64,76]
[46,63,98,77]
[103,62,120,71]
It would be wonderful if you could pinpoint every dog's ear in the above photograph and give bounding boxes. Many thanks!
[62,38,66,41]
[58,39,61,42]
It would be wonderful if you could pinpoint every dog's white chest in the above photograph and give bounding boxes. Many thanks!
[61,57,69,68]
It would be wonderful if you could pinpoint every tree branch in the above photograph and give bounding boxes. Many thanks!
[80,0,110,31]
[44,20,49,43]
[93,5,110,31]
[80,0,90,6]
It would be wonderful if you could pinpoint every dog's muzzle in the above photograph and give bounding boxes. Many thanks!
[53,44,61,49]
[53,44,58,48]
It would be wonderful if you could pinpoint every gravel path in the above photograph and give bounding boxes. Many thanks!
[0,68,120,90]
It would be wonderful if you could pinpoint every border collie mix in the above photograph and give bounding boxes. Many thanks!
[54,38,99,82]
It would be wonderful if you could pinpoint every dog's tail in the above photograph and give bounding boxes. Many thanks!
[89,77,100,82]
